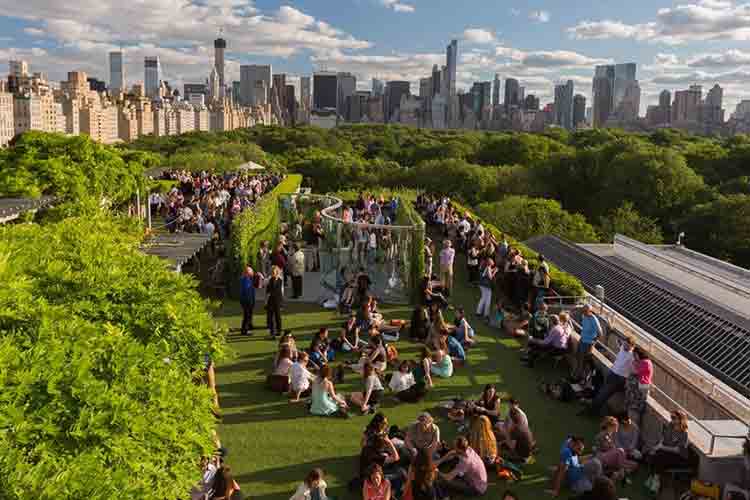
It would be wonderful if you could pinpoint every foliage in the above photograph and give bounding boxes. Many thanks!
[597,202,664,244]
[680,194,750,267]
[477,196,599,243]
[0,215,223,499]
[230,174,302,287]
[450,200,585,297]
[0,132,152,217]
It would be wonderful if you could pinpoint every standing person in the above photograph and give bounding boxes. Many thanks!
[466,243,480,284]
[574,304,603,381]
[257,240,271,277]
[311,222,324,271]
[586,336,635,416]
[435,436,488,497]
[424,238,434,278]
[271,242,288,293]
[625,346,653,425]
[239,266,256,336]
[291,244,305,299]
[439,240,456,297]
[476,258,498,320]
[265,265,284,339]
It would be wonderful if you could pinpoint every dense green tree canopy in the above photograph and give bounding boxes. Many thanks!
[597,202,664,244]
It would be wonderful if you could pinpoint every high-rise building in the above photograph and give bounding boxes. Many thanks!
[0,90,14,147]
[87,77,107,93]
[504,78,520,112]
[272,73,287,111]
[492,74,501,107]
[446,39,458,97]
[240,65,272,106]
[109,52,124,95]
[313,72,338,110]
[184,83,207,98]
[702,84,725,126]
[432,65,441,97]
[144,56,161,99]
[208,66,220,101]
[471,81,492,117]
[9,60,29,78]
[592,63,638,126]
[573,94,586,128]
[337,72,356,118]
[554,80,575,130]
[672,86,702,123]
[592,64,615,127]
[419,77,433,111]
[372,78,384,97]
[705,84,723,108]
[214,38,226,99]
[617,80,641,122]
[300,76,311,108]
[232,81,241,103]
[384,81,410,122]
[285,84,296,124]
[524,94,540,111]
[613,63,637,112]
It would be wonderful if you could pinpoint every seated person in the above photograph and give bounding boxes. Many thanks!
[593,416,635,480]
[405,449,443,500]
[577,476,618,500]
[467,415,498,465]
[274,331,298,367]
[388,360,416,396]
[210,464,242,500]
[290,468,328,500]
[409,306,430,341]
[530,302,550,340]
[355,268,373,306]
[435,436,488,497]
[549,437,603,497]
[445,332,466,362]
[289,352,316,402]
[498,407,536,463]
[522,314,569,367]
[615,414,642,461]
[310,366,348,417]
[309,339,330,371]
[362,464,392,500]
[362,413,389,448]
[420,276,448,309]
[350,362,385,414]
[430,339,454,378]
[471,384,501,426]
[508,304,532,338]
[396,349,433,403]
[405,412,441,459]
[310,328,335,363]
[453,307,476,347]
[644,410,691,494]
[333,313,366,352]
[267,346,293,393]
[349,336,388,374]
[489,301,506,330]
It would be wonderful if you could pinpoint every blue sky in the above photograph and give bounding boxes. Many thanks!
[1,0,750,111]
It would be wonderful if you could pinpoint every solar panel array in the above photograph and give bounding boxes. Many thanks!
[526,235,750,398]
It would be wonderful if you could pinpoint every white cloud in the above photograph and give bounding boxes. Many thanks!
[654,53,681,66]
[494,46,611,68]
[380,0,415,13]
[463,28,496,44]
[568,0,750,44]
[687,48,750,66]
[23,27,46,37]
[529,10,551,23]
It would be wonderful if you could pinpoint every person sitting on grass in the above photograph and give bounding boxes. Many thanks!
[453,307,476,347]
[310,365,348,417]
[311,328,336,362]
[472,384,501,426]
[406,412,442,460]
[489,301,506,330]
[467,415,499,465]
[410,305,430,342]
[445,330,466,363]
[209,464,242,500]
[289,352,315,403]
[290,468,328,500]
[430,338,454,378]
[275,331,298,367]
[396,349,433,403]
[593,416,633,481]
[309,339,329,371]
[350,362,385,414]
[363,464,392,500]
[350,335,388,374]
[362,413,389,447]
[360,434,401,491]
[267,346,293,393]
[498,407,536,464]
[522,314,569,367]
[615,414,642,464]
[435,436,488,497]
[530,302,550,340]
[548,436,603,497]
[407,448,443,500]
[389,360,416,396]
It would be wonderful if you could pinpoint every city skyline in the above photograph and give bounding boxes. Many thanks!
[1,0,750,113]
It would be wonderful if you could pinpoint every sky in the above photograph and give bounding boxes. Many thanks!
[1,0,750,113]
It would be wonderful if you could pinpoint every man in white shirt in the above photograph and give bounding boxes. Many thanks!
[291,244,305,299]
[439,240,456,296]
[588,335,635,415]
[289,353,315,402]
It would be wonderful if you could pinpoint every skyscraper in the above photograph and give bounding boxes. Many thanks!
[144,56,161,99]
[313,72,338,110]
[240,65,272,106]
[385,81,410,122]
[337,72,356,118]
[592,64,615,127]
[214,38,226,99]
[613,63,636,112]
[504,78,520,112]
[273,74,287,110]
[573,94,586,128]
[492,74,501,107]
[300,76,311,110]
[446,40,458,97]
[554,80,575,130]
[592,63,638,126]
[432,65,441,97]
[672,86,702,123]
[109,51,124,94]
[471,81,492,117]
[524,94,540,111]
[372,78,384,96]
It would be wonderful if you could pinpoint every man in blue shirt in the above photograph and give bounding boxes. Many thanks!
[548,437,601,497]
[574,304,602,380]
[239,266,256,336]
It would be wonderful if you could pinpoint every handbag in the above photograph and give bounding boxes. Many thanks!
[690,480,720,500]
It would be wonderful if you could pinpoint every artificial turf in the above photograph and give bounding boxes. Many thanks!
[215,255,649,500]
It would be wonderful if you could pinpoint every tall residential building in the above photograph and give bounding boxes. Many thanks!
[592,63,638,126]
[592,64,615,127]
[672,86,702,123]
[300,76,311,110]
[702,84,725,126]
[613,63,637,112]
[504,78,520,112]
[471,81,492,117]
[313,72,338,110]
[214,38,226,99]
[554,80,575,130]
[272,73,287,111]
[573,94,586,128]
[109,52,124,95]
[232,81,241,103]
[617,80,641,122]
[0,90,14,147]
[9,60,29,78]
[372,78,385,97]
[431,65,441,97]
[208,66,220,102]
[337,72,356,118]
[285,84,296,124]
[524,94,540,111]
[144,56,161,99]
[240,65,272,106]
[446,39,458,97]
[492,74,501,107]
[384,81,410,122]
[419,77,433,112]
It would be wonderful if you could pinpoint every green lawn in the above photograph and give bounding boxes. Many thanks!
[215,256,648,500]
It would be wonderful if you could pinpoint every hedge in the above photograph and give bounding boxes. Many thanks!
[442,199,585,298]
[230,174,302,287]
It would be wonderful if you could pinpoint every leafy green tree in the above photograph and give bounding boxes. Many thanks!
[477,196,599,243]
[597,202,664,244]
[680,194,750,268]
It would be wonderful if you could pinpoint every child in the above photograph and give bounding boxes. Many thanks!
[389,360,416,396]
